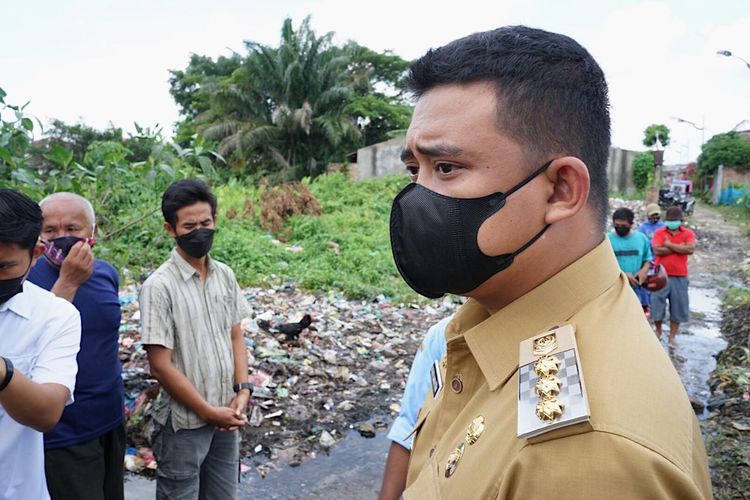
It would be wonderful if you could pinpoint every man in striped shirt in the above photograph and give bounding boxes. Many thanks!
[140,180,252,500]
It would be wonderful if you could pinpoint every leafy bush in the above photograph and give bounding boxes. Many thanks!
[2,87,418,301]
[210,173,414,300]
[697,132,750,179]
[632,151,654,190]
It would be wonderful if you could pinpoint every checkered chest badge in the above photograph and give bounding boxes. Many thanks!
[517,325,590,439]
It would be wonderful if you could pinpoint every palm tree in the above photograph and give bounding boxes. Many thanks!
[202,17,360,179]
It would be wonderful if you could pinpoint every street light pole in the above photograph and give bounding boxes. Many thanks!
[673,116,706,146]
[716,50,750,70]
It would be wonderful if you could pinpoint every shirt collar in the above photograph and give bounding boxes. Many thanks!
[0,281,34,319]
[171,248,213,281]
[448,238,621,391]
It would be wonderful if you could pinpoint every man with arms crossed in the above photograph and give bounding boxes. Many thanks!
[140,179,252,500]
[651,206,697,346]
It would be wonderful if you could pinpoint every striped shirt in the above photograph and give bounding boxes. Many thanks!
[139,248,251,431]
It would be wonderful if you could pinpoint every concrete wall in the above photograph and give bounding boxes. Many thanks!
[356,139,639,194]
[722,166,750,186]
[355,138,406,180]
[606,147,639,193]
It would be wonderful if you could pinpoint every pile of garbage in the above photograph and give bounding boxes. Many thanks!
[118,283,460,476]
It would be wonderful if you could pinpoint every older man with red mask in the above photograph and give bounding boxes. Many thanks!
[28,192,125,500]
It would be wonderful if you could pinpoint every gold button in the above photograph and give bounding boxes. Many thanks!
[451,376,463,393]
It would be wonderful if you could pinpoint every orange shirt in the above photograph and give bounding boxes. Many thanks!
[653,226,696,277]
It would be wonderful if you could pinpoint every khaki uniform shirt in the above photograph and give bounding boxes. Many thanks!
[140,249,251,431]
[405,240,712,499]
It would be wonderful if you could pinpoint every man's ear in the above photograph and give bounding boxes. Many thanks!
[543,156,590,225]
[164,222,176,238]
[31,241,45,267]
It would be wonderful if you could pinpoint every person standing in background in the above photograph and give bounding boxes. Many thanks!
[638,203,665,244]
[29,192,125,500]
[140,179,252,500]
[651,206,696,346]
[607,207,652,313]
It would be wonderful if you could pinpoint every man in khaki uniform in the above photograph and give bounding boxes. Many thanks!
[388,26,711,499]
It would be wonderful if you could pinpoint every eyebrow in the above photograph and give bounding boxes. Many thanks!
[400,143,465,162]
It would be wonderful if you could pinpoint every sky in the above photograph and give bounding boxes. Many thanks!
[1,0,748,165]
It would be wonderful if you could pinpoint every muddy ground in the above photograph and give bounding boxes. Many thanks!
[690,204,750,500]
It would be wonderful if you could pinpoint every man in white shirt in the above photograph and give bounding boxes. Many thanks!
[0,188,81,500]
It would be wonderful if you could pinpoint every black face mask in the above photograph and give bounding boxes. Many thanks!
[390,160,552,298]
[175,228,215,258]
[0,262,31,306]
[614,226,630,237]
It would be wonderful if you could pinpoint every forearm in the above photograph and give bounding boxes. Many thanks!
[50,278,79,302]
[232,324,249,385]
[0,364,68,432]
[670,243,695,255]
[653,246,671,256]
[149,359,213,419]
[379,441,411,500]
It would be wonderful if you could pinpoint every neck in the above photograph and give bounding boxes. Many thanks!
[176,247,208,274]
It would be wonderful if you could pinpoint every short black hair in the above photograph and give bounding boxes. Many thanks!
[665,206,683,220]
[0,188,43,250]
[612,207,634,225]
[162,179,217,227]
[407,25,611,229]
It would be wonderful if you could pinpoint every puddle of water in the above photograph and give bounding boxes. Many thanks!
[124,431,390,500]
[239,430,389,499]
[663,285,727,411]
[688,287,722,323]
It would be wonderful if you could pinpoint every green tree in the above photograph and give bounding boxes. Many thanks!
[44,119,124,162]
[697,132,750,179]
[169,54,243,118]
[632,151,655,190]
[0,87,45,193]
[201,17,361,179]
[169,17,413,179]
[342,42,412,145]
[169,54,242,145]
[643,124,671,148]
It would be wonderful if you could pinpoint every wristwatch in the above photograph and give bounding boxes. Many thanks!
[233,382,253,393]
[0,357,14,392]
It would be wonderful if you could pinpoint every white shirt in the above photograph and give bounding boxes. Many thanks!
[0,281,81,500]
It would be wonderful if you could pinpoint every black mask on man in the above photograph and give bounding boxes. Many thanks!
[175,228,215,259]
[0,262,31,305]
[614,226,630,237]
[390,160,552,298]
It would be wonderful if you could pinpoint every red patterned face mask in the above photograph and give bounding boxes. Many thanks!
[43,236,95,266]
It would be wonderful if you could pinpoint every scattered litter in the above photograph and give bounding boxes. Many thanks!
[357,422,376,438]
[119,282,460,476]
[319,430,336,449]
